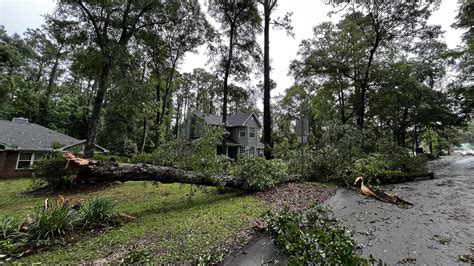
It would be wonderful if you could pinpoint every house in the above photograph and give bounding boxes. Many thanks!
[185,112,265,160]
[0,118,108,178]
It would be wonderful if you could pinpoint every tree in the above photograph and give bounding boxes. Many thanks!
[54,0,160,157]
[291,1,438,132]
[138,0,211,147]
[24,19,70,126]
[257,0,293,159]
[208,0,262,154]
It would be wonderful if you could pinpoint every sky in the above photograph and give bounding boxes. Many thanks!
[0,0,465,98]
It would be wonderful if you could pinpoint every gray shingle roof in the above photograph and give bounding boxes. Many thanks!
[196,112,261,128]
[0,120,81,151]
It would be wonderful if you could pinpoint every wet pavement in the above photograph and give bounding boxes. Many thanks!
[222,156,473,265]
[325,156,473,265]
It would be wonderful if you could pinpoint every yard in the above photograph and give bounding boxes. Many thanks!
[0,178,267,264]
[0,178,335,263]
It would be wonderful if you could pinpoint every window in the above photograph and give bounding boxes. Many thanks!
[16,153,33,169]
[250,147,255,156]
[249,127,256,138]
[239,146,246,156]
[16,153,44,170]
[258,149,264,157]
[239,127,246,138]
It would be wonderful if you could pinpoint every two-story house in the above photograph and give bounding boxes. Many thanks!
[185,112,265,160]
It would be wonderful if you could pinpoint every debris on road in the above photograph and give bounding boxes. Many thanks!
[354,177,413,207]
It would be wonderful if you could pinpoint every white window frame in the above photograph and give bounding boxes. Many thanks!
[249,127,256,138]
[16,152,44,170]
[239,127,246,138]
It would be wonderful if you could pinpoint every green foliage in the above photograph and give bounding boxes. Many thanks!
[230,157,288,191]
[266,206,375,265]
[32,152,73,188]
[80,197,117,228]
[92,154,128,163]
[122,249,151,264]
[132,125,227,177]
[29,202,79,239]
[0,216,21,240]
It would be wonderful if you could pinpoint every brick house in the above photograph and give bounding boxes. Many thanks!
[0,118,107,178]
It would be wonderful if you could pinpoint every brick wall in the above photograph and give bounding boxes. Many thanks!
[0,151,33,178]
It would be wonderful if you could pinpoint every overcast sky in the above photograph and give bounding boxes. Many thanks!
[0,0,465,97]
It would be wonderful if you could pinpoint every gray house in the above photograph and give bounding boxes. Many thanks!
[185,112,265,160]
[0,118,108,178]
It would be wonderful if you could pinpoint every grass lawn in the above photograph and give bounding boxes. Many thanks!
[0,178,267,264]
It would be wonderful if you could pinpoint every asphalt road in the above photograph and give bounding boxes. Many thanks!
[325,156,474,265]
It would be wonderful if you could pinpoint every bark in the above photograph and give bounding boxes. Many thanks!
[85,60,111,158]
[154,69,162,147]
[39,54,61,124]
[140,115,148,153]
[221,24,235,155]
[356,30,380,130]
[66,156,299,190]
[263,0,273,160]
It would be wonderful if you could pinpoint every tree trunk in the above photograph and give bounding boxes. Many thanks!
[222,24,235,155]
[140,115,148,153]
[263,0,273,160]
[68,158,298,190]
[85,60,111,158]
[39,55,60,125]
[155,75,161,148]
[356,34,380,131]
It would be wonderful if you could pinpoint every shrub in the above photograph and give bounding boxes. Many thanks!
[0,216,20,240]
[33,152,73,188]
[29,202,79,239]
[80,197,117,227]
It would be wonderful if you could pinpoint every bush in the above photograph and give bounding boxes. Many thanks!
[266,206,375,265]
[33,152,73,188]
[80,197,117,228]
[29,202,79,239]
[230,157,288,191]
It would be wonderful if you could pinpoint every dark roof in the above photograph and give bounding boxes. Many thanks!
[215,137,243,147]
[0,120,82,151]
[196,112,261,128]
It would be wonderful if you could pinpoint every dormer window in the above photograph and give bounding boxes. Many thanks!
[239,127,246,138]
[249,127,256,138]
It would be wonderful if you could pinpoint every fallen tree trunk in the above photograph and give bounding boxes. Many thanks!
[65,153,298,190]
[372,172,434,185]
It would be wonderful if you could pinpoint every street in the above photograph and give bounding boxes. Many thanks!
[325,156,474,264]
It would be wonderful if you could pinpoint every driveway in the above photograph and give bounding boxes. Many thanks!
[325,156,474,264]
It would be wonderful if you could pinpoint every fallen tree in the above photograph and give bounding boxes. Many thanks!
[64,153,298,191]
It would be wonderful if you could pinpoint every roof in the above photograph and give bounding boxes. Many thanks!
[196,112,262,128]
[0,119,107,152]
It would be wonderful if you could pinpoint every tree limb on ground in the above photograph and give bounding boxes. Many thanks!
[64,153,298,190]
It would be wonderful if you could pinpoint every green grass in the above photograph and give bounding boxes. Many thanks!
[0,178,267,264]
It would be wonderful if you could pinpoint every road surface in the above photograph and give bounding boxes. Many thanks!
[325,156,473,264]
